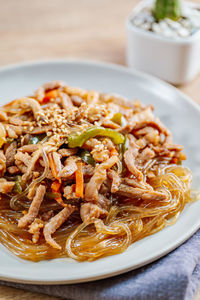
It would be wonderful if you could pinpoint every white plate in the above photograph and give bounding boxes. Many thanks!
[0,60,200,285]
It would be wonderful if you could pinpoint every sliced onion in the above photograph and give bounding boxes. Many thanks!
[0,123,6,148]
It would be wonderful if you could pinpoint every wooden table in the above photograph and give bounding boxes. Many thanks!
[0,0,199,299]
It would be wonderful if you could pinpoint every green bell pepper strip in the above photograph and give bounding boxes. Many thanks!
[45,192,60,200]
[111,113,122,125]
[79,149,96,166]
[6,138,14,144]
[13,176,23,194]
[177,160,182,165]
[111,113,127,127]
[154,0,182,21]
[68,126,125,148]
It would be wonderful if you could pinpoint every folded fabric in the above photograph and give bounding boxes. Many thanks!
[1,229,200,300]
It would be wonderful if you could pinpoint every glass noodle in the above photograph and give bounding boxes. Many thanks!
[0,164,198,261]
[0,81,199,262]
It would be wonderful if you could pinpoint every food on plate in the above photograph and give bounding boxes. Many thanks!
[0,81,197,261]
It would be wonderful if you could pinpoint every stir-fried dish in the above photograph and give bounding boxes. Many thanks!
[0,81,196,261]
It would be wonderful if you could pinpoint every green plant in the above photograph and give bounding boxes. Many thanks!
[154,0,182,21]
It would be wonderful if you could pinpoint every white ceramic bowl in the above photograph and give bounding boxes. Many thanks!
[126,0,200,85]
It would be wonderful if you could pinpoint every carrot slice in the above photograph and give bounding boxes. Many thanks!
[75,162,84,198]
[48,153,61,182]
[51,180,61,192]
[42,90,59,103]
[110,148,118,156]
[51,181,66,207]
[171,158,178,164]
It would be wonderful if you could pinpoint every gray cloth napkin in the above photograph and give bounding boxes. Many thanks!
[1,229,200,300]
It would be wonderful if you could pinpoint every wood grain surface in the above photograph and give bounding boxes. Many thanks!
[0,0,199,299]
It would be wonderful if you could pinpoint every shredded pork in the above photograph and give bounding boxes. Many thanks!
[0,179,15,193]
[60,156,78,178]
[29,218,44,244]
[18,185,46,228]
[107,169,121,193]
[5,141,17,167]
[116,184,167,201]
[85,154,118,202]
[43,205,75,249]
[0,151,6,176]
[80,203,108,223]
[124,135,143,181]
[0,81,186,252]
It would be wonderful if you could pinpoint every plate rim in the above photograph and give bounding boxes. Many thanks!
[1,58,200,113]
[0,59,199,285]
